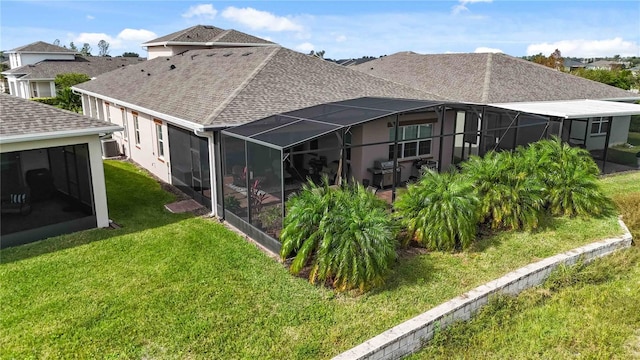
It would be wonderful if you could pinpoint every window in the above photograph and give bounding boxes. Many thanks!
[121,109,128,140]
[155,122,165,159]
[590,117,610,135]
[388,124,433,160]
[105,103,111,123]
[133,113,141,146]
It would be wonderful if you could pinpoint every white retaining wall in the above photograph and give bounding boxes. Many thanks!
[333,218,633,360]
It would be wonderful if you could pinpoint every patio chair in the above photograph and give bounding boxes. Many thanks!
[1,187,32,215]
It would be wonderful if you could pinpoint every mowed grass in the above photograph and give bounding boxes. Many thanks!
[409,171,640,360]
[608,132,640,166]
[0,161,635,359]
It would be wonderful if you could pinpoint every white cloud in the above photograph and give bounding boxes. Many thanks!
[295,42,315,53]
[72,28,157,54]
[527,37,640,57]
[453,0,493,15]
[182,4,217,19]
[336,35,347,42]
[86,15,94,20]
[475,46,502,53]
[221,7,303,32]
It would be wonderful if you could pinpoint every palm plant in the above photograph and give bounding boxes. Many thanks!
[394,170,479,251]
[461,151,545,231]
[280,178,397,292]
[524,137,611,217]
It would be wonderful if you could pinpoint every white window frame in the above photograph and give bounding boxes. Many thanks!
[590,116,610,136]
[105,103,111,123]
[155,122,165,159]
[121,109,128,141]
[133,114,141,146]
[389,124,433,160]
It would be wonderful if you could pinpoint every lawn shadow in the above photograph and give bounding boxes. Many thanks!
[0,161,203,264]
[371,247,437,294]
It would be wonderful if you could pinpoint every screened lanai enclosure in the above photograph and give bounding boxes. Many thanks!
[219,97,574,251]
[1,144,97,247]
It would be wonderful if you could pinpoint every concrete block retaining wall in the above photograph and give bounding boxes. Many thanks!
[333,218,633,360]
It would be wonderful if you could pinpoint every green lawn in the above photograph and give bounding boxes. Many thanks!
[0,161,636,359]
[608,132,640,166]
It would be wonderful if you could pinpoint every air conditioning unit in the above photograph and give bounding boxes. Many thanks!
[101,139,120,158]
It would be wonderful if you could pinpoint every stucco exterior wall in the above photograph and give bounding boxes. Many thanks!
[147,45,210,60]
[17,53,75,67]
[81,96,171,183]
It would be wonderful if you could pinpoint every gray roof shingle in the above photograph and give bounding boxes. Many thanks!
[9,41,77,53]
[353,52,638,103]
[3,56,146,80]
[74,47,442,127]
[0,93,121,139]
[143,25,273,45]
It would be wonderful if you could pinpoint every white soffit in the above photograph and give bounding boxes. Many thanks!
[489,99,640,119]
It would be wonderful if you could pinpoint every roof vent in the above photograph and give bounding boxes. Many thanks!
[170,64,176,70]
[223,52,233,57]
[191,54,199,60]
[141,69,144,72]
[147,73,151,76]
[206,53,216,57]
[242,52,252,56]
[203,25,216,29]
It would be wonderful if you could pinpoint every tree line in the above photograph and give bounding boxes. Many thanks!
[53,39,139,57]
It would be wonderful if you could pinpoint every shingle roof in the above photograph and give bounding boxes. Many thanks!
[9,41,76,54]
[74,47,442,127]
[0,93,121,139]
[3,56,146,80]
[143,25,273,45]
[353,52,638,103]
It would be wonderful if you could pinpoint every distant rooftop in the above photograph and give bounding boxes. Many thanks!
[142,25,274,46]
[8,41,77,54]
[2,56,146,80]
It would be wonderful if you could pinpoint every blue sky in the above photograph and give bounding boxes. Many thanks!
[2,1,639,59]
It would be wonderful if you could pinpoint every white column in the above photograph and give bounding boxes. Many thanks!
[50,81,57,97]
[81,94,89,115]
[88,138,110,227]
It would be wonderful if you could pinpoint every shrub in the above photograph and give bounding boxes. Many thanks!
[461,151,545,231]
[525,137,611,217]
[394,170,479,251]
[280,179,397,292]
[31,97,59,106]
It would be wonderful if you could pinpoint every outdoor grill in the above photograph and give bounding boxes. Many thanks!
[368,160,401,189]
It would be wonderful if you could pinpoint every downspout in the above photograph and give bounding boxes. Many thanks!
[392,114,400,203]
[194,128,218,217]
[602,118,612,174]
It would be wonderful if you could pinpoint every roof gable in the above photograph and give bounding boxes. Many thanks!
[9,41,77,54]
[354,52,638,103]
[142,25,274,46]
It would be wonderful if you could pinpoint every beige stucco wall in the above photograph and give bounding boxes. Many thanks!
[96,100,171,182]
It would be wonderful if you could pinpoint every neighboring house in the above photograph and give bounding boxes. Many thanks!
[142,25,277,60]
[2,41,145,99]
[0,93,122,247]
[584,60,623,70]
[72,27,640,252]
[563,58,586,72]
[352,51,640,150]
